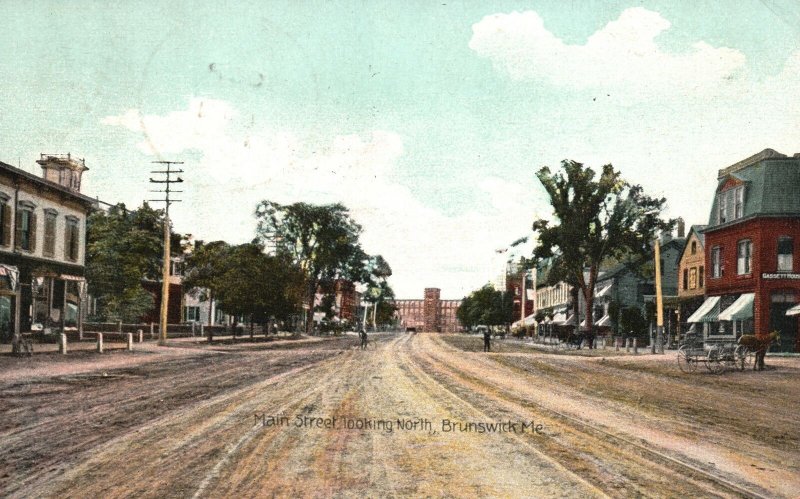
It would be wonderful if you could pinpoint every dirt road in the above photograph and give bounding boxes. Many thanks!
[1,333,798,497]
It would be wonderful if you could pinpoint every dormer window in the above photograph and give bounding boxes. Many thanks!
[718,185,744,224]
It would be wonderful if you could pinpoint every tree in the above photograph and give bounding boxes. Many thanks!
[374,300,398,327]
[532,160,674,347]
[254,201,368,334]
[457,285,514,330]
[182,240,231,325]
[363,255,394,329]
[213,243,304,332]
[86,203,185,322]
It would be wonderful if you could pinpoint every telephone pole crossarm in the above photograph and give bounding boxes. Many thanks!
[148,160,185,346]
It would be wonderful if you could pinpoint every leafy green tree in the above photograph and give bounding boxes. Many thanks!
[532,160,673,346]
[619,307,648,339]
[375,300,398,327]
[457,285,513,330]
[254,201,368,334]
[363,255,393,329]
[86,203,185,322]
[182,240,231,325]
[213,243,304,331]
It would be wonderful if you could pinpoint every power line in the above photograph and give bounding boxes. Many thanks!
[148,161,184,345]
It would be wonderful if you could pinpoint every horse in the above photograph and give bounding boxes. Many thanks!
[738,332,780,371]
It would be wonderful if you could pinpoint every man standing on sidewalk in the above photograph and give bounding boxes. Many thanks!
[483,328,491,352]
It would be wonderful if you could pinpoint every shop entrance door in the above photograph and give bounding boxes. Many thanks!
[770,292,798,352]
[0,295,13,343]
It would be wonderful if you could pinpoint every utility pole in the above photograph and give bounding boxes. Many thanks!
[654,238,664,354]
[149,161,184,346]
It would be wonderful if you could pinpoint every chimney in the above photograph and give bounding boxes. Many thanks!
[676,217,685,238]
[36,153,88,193]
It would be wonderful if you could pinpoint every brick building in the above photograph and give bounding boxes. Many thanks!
[392,287,462,332]
[690,149,800,352]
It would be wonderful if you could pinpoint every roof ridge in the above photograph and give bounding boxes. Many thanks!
[717,148,786,179]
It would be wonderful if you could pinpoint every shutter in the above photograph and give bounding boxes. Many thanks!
[64,224,70,259]
[29,213,37,252]
[15,211,22,249]
[1,205,9,247]
[74,223,80,261]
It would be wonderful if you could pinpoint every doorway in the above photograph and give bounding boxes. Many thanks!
[770,291,798,352]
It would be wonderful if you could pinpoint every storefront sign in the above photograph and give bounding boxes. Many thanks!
[762,273,800,280]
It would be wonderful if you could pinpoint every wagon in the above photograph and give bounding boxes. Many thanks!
[676,332,752,374]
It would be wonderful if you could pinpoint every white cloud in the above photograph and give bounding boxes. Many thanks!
[101,99,535,298]
[469,7,746,97]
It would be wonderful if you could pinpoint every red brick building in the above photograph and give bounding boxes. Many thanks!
[392,287,462,332]
[694,149,800,352]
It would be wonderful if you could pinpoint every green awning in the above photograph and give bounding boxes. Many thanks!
[687,296,720,323]
[718,293,754,321]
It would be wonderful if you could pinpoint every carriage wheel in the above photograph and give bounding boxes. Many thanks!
[706,348,725,374]
[677,346,696,373]
[735,345,752,371]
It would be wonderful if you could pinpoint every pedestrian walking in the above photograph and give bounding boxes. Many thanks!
[360,328,368,350]
[483,329,491,352]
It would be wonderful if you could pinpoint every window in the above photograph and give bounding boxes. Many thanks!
[712,246,722,278]
[15,204,36,252]
[0,195,10,247]
[699,266,704,288]
[778,236,793,272]
[683,269,688,290]
[735,186,744,218]
[689,268,697,289]
[691,241,697,254]
[737,239,752,275]
[64,217,80,261]
[43,209,57,257]
[718,185,745,224]
[185,306,200,322]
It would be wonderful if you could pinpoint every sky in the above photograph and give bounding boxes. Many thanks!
[1,1,798,299]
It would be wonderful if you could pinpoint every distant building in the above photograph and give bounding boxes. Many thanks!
[691,149,800,352]
[392,287,461,332]
[0,154,97,341]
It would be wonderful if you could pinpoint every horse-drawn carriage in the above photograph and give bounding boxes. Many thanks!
[676,331,752,374]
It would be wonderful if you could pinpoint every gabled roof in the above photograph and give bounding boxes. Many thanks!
[597,237,684,284]
[689,225,707,247]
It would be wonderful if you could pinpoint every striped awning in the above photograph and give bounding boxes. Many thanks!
[786,303,800,316]
[595,284,612,298]
[686,296,721,323]
[512,313,537,329]
[580,315,610,327]
[718,293,754,321]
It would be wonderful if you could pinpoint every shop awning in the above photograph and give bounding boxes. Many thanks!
[512,313,537,329]
[564,314,576,326]
[786,303,800,316]
[686,296,721,323]
[595,284,612,298]
[580,314,611,327]
[551,312,567,325]
[718,293,754,321]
